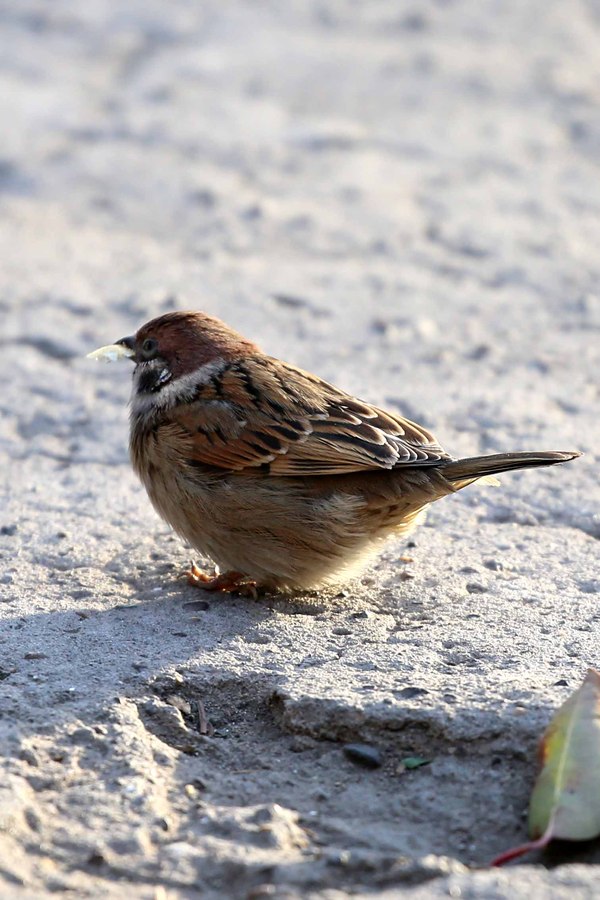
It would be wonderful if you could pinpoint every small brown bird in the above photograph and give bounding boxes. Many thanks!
[89,311,580,593]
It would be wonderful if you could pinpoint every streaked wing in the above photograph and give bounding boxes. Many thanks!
[171,357,451,475]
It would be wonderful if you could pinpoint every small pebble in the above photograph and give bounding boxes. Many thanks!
[343,743,382,769]
[289,735,317,753]
[466,582,488,594]
[183,599,210,611]
[396,686,429,699]
[87,849,106,867]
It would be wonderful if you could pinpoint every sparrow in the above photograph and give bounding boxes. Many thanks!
[89,311,581,594]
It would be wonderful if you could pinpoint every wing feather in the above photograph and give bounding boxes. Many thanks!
[170,357,450,475]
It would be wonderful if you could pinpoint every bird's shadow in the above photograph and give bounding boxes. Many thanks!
[4,572,600,872]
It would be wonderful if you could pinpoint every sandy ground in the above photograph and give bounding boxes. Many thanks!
[1,1,599,897]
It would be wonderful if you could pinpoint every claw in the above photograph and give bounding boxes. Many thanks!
[185,561,214,585]
[185,563,258,598]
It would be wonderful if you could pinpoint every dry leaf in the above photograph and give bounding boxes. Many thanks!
[529,667,600,841]
[400,756,431,770]
[492,668,600,866]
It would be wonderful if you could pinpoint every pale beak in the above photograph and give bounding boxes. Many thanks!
[86,337,135,363]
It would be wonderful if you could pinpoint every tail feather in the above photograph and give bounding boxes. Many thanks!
[440,450,581,485]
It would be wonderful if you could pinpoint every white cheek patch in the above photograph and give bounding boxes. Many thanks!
[130,359,228,420]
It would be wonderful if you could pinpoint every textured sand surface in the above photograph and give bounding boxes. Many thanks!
[1,1,599,897]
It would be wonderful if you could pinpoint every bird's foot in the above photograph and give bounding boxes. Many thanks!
[186,563,259,599]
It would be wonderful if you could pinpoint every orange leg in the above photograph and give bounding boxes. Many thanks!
[186,563,259,598]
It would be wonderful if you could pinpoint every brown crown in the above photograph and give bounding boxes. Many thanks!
[135,311,259,377]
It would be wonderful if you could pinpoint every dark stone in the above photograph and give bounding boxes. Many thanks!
[343,743,382,769]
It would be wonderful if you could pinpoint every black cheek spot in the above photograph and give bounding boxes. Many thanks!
[137,369,158,394]
[137,365,171,394]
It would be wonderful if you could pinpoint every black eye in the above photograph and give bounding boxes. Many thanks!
[141,338,158,360]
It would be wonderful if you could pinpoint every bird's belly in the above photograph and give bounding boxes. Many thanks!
[139,462,433,589]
